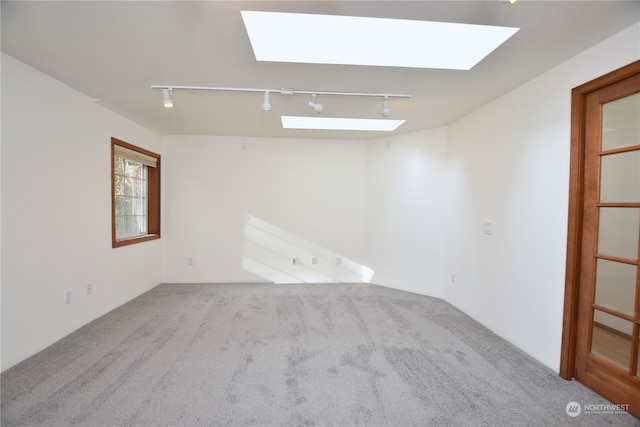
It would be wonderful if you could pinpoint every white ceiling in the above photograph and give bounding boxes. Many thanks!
[2,1,639,140]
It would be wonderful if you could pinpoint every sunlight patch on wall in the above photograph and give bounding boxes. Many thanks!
[243,215,373,284]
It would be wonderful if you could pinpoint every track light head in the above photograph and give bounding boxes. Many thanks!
[262,91,272,112]
[309,101,323,113]
[308,94,323,113]
[382,96,391,117]
[162,88,174,108]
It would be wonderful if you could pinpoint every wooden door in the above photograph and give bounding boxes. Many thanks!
[561,60,640,418]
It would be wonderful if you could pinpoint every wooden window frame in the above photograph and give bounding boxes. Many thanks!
[111,137,161,248]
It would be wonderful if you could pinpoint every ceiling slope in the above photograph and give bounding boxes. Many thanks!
[2,1,639,139]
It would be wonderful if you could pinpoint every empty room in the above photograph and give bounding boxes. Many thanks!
[2,1,640,425]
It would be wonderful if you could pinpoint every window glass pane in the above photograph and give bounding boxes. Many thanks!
[136,215,146,234]
[114,195,124,216]
[602,93,640,151]
[125,216,134,236]
[594,259,636,316]
[114,156,124,175]
[138,199,146,217]
[132,216,139,235]
[124,198,134,215]
[115,157,148,239]
[124,178,133,196]
[115,216,124,237]
[124,159,139,178]
[114,175,124,196]
[591,310,632,370]
[600,150,640,203]
[597,208,639,260]
[135,177,145,197]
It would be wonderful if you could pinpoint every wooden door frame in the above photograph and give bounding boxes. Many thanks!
[560,59,640,380]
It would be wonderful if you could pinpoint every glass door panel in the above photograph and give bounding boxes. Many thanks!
[600,151,640,203]
[597,208,640,260]
[594,259,636,316]
[602,92,640,150]
[596,91,640,379]
[591,310,633,370]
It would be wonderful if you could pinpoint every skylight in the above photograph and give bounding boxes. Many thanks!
[241,11,519,70]
[281,116,405,132]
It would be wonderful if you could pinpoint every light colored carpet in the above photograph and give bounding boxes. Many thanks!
[2,282,639,426]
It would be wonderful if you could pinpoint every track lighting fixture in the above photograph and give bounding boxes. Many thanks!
[151,85,411,118]
[308,94,323,113]
[262,91,272,112]
[162,88,174,108]
[382,96,391,117]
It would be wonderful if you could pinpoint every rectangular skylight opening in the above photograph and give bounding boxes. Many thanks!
[242,11,519,70]
[281,116,405,132]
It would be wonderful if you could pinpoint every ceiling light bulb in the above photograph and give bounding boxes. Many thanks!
[311,102,323,113]
[308,94,323,113]
[506,0,517,4]
[262,91,272,111]
[162,88,174,108]
[382,97,392,117]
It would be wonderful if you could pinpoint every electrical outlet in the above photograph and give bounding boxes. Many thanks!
[451,273,456,283]
[335,256,343,265]
[311,256,318,265]
[187,257,194,266]
[86,284,92,295]
[292,256,298,265]
[65,290,72,305]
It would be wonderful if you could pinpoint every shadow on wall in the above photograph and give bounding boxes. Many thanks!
[242,215,374,284]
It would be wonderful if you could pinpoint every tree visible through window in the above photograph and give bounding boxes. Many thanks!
[111,138,160,247]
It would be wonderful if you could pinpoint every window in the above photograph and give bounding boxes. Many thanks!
[111,138,160,247]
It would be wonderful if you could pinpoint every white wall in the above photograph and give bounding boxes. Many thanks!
[3,21,638,374]
[444,22,640,371]
[364,128,448,297]
[161,128,450,295]
[1,54,163,371]
[161,135,366,284]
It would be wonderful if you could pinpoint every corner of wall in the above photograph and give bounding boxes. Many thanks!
[363,128,448,298]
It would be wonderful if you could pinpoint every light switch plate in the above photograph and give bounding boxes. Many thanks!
[483,221,493,235]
